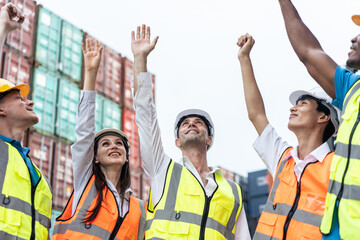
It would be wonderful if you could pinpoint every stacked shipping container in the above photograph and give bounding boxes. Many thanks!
[0,1,157,233]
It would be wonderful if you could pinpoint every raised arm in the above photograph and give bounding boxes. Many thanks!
[278,0,337,98]
[71,39,102,193]
[131,24,158,94]
[0,3,24,66]
[82,39,103,90]
[237,34,269,135]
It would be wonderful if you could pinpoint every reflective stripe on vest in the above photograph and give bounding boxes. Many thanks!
[254,148,333,240]
[52,175,146,240]
[320,78,360,240]
[0,139,52,240]
[145,160,242,240]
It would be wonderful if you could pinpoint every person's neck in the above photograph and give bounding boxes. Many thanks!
[182,148,210,175]
[102,165,123,192]
[295,129,324,160]
[0,122,26,141]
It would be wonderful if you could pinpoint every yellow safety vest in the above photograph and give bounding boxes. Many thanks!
[146,160,242,240]
[0,139,52,240]
[320,79,360,239]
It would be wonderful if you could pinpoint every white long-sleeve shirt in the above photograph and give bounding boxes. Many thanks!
[253,123,332,181]
[132,72,251,240]
[70,90,131,216]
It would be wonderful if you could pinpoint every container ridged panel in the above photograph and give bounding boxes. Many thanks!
[35,6,61,71]
[32,66,58,135]
[102,97,121,129]
[55,78,80,142]
[59,21,83,82]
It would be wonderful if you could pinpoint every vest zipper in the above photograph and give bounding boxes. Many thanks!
[282,162,315,240]
[336,101,360,201]
[109,216,124,240]
[187,170,218,240]
[30,185,35,240]
[199,195,212,240]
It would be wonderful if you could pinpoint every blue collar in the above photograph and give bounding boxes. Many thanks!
[0,135,30,156]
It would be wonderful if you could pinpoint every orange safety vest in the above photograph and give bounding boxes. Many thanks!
[253,147,333,240]
[52,175,147,240]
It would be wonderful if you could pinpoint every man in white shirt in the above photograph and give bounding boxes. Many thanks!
[237,34,340,240]
[131,24,251,240]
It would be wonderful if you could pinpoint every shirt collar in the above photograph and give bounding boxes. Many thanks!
[291,142,331,163]
[0,134,30,156]
[181,156,222,177]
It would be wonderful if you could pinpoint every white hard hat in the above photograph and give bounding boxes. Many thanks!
[174,109,214,150]
[289,87,341,134]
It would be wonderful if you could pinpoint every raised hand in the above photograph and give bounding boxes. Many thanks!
[82,38,103,73]
[0,3,25,34]
[237,34,255,60]
[131,24,158,58]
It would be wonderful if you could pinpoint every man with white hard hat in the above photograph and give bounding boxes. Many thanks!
[131,24,250,240]
[0,3,52,240]
[237,33,340,240]
[277,0,360,238]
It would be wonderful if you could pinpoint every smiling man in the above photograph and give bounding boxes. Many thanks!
[131,24,251,240]
[0,3,52,240]
[237,33,340,240]
[277,0,360,239]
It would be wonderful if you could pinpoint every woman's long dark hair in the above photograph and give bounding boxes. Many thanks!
[84,140,131,223]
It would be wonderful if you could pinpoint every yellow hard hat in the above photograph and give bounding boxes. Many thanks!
[0,78,30,97]
[352,15,360,26]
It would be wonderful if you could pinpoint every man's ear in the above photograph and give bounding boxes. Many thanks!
[0,106,6,117]
[206,136,212,147]
[175,138,181,148]
[318,113,331,124]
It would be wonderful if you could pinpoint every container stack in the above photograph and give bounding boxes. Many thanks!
[247,169,272,236]
[0,1,157,222]
[29,5,84,211]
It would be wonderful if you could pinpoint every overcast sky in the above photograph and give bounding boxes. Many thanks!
[36,0,360,176]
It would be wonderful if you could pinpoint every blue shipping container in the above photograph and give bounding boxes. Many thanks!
[248,195,268,217]
[248,169,270,198]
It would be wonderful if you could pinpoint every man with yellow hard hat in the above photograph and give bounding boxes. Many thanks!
[276,0,360,239]
[0,3,52,240]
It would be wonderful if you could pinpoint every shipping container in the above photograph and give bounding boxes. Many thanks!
[59,20,83,82]
[122,57,156,109]
[1,45,32,86]
[32,66,58,135]
[27,130,55,180]
[35,6,61,70]
[121,107,141,168]
[0,0,36,57]
[52,139,73,210]
[83,34,122,103]
[248,169,270,198]
[55,77,80,142]
[121,57,133,109]
[94,94,122,132]
[248,195,268,217]
[102,96,121,129]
